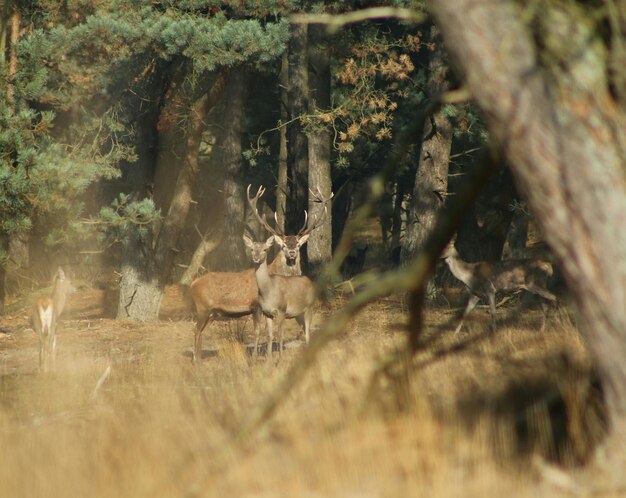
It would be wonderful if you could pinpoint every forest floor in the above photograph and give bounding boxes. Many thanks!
[0,276,619,497]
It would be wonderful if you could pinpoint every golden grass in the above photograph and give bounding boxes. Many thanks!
[0,291,609,498]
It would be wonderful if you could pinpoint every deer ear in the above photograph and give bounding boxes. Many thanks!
[297,233,310,246]
[265,235,275,247]
[273,234,284,247]
[243,235,254,248]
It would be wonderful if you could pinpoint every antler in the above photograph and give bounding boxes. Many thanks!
[298,187,334,236]
[246,184,285,237]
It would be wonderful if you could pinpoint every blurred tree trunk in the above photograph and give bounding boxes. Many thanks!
[286,23,309,236]
[507,203,529,258]
[217,67,248,271]
[400,25,452,283]
[430,0,626,466]
[306,24,332,278]
[455,166,517,261]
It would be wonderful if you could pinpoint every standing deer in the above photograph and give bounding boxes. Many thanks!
[243,235,317,360]
[30,268,74,372]
[441,243,557,335]
[189,186,330,363]
[190,257,300,363]
[246,184,332,277]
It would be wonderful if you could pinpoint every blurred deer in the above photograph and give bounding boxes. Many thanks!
[30,268,74,372]
[243,235,317,360]
[441,243,556,335]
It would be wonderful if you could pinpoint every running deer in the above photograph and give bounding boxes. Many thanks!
[30,268,74,372]
[246,184,332,276]
[441,243,557,335]
[189,186,330,363]
[243,235,317,360]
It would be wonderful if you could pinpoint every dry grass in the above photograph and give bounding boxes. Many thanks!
[0,286,612,498]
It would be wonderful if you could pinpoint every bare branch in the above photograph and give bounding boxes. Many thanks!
[290,8,426,29]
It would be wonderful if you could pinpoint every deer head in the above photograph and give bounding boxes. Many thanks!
[243,234,275,265]
[246,185,332,268]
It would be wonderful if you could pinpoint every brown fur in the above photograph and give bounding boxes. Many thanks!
[30,268,74,372]
[442,244,556,334]
[189,252,297,363]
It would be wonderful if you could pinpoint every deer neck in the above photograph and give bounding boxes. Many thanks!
[51,280,68,317]
[444,254,476,288]
[253,257,274,296]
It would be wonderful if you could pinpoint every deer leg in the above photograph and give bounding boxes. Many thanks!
[455,294,481,335]
[252,307,261,358]
[42,334,51,373]
[299,309,313,344]
[525,284,556,303]
[50,331,57,371]
[525,285,557,331]
[39,339,45,372]
[193,314,210,364]
[265,315,274,360]
[275,313,285,358]
[487,290,498,333]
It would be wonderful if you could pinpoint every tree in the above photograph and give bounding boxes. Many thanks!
[429,0,626,467]
[400,25,452,274]
[306,24,332,277]
[23,4,289,320]
[285,22,309,236]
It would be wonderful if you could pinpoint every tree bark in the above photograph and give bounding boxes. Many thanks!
[178,228,223,285]
[276,52,289,233]
[218,67,247,271]
[286,23,309,236]
[306,24,332,278]
[401,26,452,269]
[430,0,626,464]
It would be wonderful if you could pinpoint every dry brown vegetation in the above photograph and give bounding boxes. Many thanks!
[0,283,614,498]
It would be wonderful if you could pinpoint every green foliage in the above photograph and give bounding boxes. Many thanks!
[21,3,289,103]
[5,1,291,266]
[96,194,161,248]
[326,25,426,172]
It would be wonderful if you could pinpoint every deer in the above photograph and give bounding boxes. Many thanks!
[243,235,317,360]
[441,243,557,335]
[245,184,332,355]
[30,268,74,372]
[188,186,331,363]
[246,184,332,277]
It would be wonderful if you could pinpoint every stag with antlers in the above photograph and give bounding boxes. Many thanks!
[246,184,332,277]
[189,185,331,363]
[245,184,332,357]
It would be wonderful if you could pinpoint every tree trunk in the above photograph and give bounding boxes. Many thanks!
[401,26,452,270]
[430,0,626,464]
[306,24,332,278]
[455,166,517,261]
[507,203,529,258]
[117,230,162,321]
[286,23,309,236]
[179,228,223,285]
[276,52,289,233]
[117,69,228,320]
[218,67,247,271]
